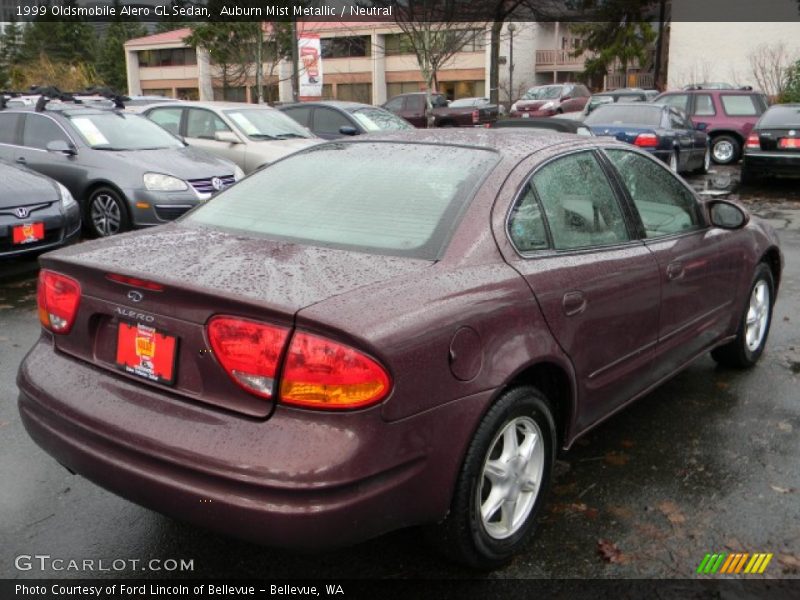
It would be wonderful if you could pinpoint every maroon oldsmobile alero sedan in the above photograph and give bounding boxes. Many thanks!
[17,130,782,568]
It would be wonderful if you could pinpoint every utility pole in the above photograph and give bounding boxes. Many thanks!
[255,24,263,104]
[291,18,299,102]
[508,23,516,107]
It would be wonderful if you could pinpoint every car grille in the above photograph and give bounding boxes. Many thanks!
[188,175,236,195]
[0,202,54,218]
[154,205,194,221]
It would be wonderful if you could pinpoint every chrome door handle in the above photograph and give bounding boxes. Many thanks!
[667,261,685,281]
[562,291,587,316]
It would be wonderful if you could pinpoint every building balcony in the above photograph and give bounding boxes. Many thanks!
[535,49,589,71]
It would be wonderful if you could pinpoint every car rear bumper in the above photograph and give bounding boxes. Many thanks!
[743,152,800,177]
[17,338,491,548]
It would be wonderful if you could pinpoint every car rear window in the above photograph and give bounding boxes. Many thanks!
[720,95,761,116]
[585,105,662,127]
[185,142,499,259]
[758,106,800,128]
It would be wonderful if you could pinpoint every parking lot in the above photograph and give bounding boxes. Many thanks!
[1,165,799,580]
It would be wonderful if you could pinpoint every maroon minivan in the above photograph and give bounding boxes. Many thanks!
[18,131,781,568]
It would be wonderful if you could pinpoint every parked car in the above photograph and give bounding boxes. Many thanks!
[585,103,710,173]
[0,103,242,238]
[278,101,412,139]
[144,101,321,173]
[492,117,593,136]
[382,92,496,128]
[582,89,649,118]
[654,88,768,164]
[449,97,504,117]
[510,83,591,118]
[741,103,800,184]
[18,130,781,569]
[0,161,80,258]
[682,82,738,90]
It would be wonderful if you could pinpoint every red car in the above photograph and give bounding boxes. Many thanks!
[510,83,591,118]
[654,88,769,164]
[18,131,781,568]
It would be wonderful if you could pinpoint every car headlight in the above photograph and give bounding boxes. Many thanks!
[541,101,556,111]
[56,182,77,210]
[143,172,188,192]
[233,165,245,181]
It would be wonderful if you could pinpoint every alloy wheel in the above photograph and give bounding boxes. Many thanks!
[90,193,122,236]
[477,416,545,540]
[745,280,770,352]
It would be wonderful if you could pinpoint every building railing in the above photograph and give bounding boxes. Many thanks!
[606,72,655,89]
[535,49,588,67]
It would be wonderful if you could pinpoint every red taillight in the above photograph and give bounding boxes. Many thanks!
[472,109,479,124]
[280,331,391,410]
[37,270,81,334]
[207,316,290,399]
[106,273,164,291]
[746,133,761,149]
[634,133,658,148]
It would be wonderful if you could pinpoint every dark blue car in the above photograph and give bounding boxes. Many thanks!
[584,103,710,174]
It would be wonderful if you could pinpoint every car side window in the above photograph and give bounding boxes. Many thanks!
[605,149,701,238]
[0,113,22,144]
[508,183,549,252]
[147,107,183,136]
[407,96,425,112]
[283,106,311,127]
[313,108,351,134]
[721,95,759,116]
[531,151,630,250]
[186,108,232,139]
[384,97,404,111]
[660,94,689,112]
[22,115,69,150]
[694,94,716,116]
[669,110,686,129]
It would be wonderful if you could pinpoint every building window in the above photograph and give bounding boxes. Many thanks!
[386,82,424,97]
[321,84,334,100]
[321,36,370,59]
[213,87,247,102]
[139,48,197,67]
[384,30,485,56]
[336,83,372,103]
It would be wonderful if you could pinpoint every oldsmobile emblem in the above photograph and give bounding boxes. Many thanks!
[127,290,144,303]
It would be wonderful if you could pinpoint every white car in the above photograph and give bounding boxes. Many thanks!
[144,101,322,174]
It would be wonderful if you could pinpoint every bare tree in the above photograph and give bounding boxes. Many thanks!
[498,77,532,110]
[749,43,794,99]
[394,2,484,126]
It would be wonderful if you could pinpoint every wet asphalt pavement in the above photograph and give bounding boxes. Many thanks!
[1,165,799,580]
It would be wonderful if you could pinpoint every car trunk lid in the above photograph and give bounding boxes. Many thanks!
[755,128,800,152]
[40,224,432,417]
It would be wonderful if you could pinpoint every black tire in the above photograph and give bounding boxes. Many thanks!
[85,187,130,238]
[694,147,711,174]
[740,165,757,186]
[711,263,774,368]
[431,386,556,569]
[711,135,741,165]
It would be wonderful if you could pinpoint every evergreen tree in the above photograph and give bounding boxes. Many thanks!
[22,0,96,66]
[96,0,147,93]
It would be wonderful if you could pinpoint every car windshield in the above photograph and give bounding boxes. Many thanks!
[185,142,499,259]
[588,96,615,109]
[523,86,563,100]
[223,108,312,140]
[758,106,800,128]
[585,105,662,127]
[350,108,413,131]
[68,112,183,150]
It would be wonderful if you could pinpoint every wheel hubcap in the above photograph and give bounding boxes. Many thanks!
[477,416,544,540]
[713,140,734,162]
[745,281,769,352]
[90,194,121,236]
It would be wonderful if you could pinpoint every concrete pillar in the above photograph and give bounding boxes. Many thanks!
[197,46,214,101]
[125,47,141,96]
[278,59,294,103]
[371,32,386,105]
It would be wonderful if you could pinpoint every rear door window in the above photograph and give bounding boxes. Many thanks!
[282,106,312,127]
[186,108,232,139]
[312,108,352,135]
[384,96,404,111]
[530,151,630,250]
[693,94,716,116]
[721,95,760,116]
[0,113,22,145]
[147,107,183,136]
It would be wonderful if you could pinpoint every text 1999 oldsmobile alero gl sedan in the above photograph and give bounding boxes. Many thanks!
[17,131,782,568]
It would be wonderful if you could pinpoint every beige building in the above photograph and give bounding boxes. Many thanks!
[124,21,600,105]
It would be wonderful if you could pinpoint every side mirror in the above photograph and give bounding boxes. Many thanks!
[46,140,77,155]
[695,122,708,131]
[338,125,358,136]
[214,131,241,144]
[709,200,747,230]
